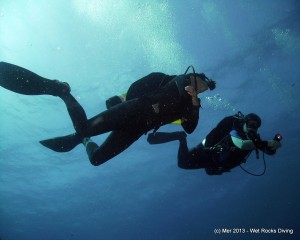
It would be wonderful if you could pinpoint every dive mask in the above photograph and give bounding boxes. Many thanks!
[184,65,216,91]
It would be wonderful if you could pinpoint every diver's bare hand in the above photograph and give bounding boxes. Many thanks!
[185,86,199,106]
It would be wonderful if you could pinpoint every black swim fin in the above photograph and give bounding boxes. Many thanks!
[147,131,187,144]
[40,133,82,152]
[0,61,70,96]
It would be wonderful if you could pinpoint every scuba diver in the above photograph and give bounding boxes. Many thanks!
[0,62,216,166]
[147,112,282,175]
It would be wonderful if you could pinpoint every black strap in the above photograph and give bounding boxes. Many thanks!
[184,65,195,75]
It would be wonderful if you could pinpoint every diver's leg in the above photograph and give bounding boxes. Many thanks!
[40,99,145,153]
[59,94,87,133]
[84,130,141,166]
[177,140,203,169]
[146,131,203,168]
[39,94,88,152]
[146,132,202,168]
[83,98,145,137]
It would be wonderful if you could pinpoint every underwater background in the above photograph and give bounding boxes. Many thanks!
[0,1,299,240]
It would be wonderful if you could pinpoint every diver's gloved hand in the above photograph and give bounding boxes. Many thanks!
[253,139,282,151]
[267,140,282,150]
[147,131,187,144]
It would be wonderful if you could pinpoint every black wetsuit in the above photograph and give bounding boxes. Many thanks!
[85,72,200,165]
[145,115,277,175]
[0,62,200,166]
[176,115,276,175]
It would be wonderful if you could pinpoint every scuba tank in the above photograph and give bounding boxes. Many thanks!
[106,93,126,109]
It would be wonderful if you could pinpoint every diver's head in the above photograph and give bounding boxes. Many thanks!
[184,66,216,92]
[243,113,261,139]
[196,73,216,91]
[187,73,216,93]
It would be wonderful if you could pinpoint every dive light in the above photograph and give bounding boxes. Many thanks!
[274,133,282,142]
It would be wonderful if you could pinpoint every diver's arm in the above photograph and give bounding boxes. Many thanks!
[257,140,281,155]
[232,136,281,153]
[181,105,200,134]
[231,136,256,150]
[181,86,200,133]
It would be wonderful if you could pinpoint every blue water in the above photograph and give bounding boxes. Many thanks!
[0,1,299,240]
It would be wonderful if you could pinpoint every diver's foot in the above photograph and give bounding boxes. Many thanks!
[53,80,71,97]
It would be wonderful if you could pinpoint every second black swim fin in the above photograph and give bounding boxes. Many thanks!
[0,61,70,96]
[40,133,82,152]
[147,131,187,144]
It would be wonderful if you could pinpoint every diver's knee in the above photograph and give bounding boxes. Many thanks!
[177,160,188,169]
[89,152,110,166]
